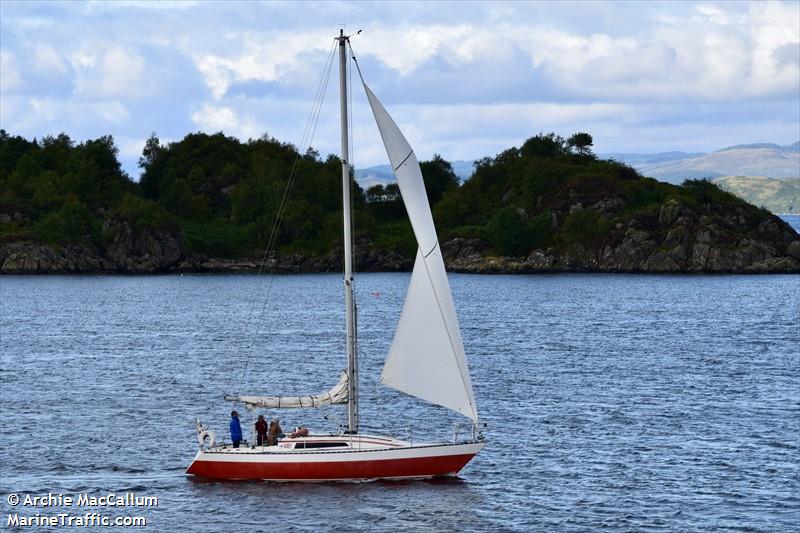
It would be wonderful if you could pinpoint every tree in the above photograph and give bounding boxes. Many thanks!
[366,184,386,202]
[384,183,400,200]
[139,133,165,199]
[520,133,567,159]
[33,194,96,243]
[486,206,536,256]
[567,132,593,156]
[420,154,459,205]
[160,178,194,217]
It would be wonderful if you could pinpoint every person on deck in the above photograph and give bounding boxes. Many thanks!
[230,411,242,448]
[255,415,268,446]
[267,419,283,446]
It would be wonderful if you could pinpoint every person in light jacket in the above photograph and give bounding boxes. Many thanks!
[230,411,243,448]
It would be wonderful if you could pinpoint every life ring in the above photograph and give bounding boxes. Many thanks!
[197,429,216,448]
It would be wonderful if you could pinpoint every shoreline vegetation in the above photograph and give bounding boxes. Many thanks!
[1,130,798,275]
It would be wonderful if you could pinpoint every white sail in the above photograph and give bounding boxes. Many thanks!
[364,84,479,423]
[224,372,349,410]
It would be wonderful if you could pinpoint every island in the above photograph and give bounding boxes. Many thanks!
[1,130,798,274]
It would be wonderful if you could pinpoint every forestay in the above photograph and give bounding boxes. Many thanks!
[363,84,479,423]
[224,372,349,410]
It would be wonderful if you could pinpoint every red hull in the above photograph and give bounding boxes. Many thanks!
[186,452,477,481]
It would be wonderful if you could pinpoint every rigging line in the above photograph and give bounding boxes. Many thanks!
[232,40,336,391]
[227,42,333,395]
[225,39,337,400]
[347,40,356,274]
[348,41,367,85]
[347,42,359,381]
[348,39,475,418]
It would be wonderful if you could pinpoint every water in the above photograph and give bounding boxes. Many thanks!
[780,214,800,233]
[1,274,798,532]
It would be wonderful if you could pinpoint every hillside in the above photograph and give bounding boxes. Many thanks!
[712,176,799,214]
[626,142,799,184]
[1,130,798,274]
[601,151,704,166]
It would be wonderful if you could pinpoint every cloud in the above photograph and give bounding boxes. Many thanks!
[0,49,23,93]
[71,46,148,99]
[96,101,130,123]
[32,43,69,75]
[1,0,798,180]
[191,103,238,131]
[190,101,265,140]
[86,0,198,11]
[193,29,334,100]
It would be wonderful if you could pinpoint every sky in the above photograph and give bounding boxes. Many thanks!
[1,0,799,179]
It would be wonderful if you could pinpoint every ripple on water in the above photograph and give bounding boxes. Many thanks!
[1,273,798,531]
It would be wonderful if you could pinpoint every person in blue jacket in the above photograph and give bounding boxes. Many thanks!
[230,410,242,448]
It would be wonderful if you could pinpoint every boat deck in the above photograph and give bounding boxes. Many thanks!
[208,433,413,454]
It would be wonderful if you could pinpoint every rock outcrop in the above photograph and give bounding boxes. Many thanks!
[1,219,187,274]
[440,200,800,274]
[102,218,186,272]
[2,201,798,274]
[0,242,112,274]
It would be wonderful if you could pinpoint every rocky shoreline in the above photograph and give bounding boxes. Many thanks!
[2,200,799,275]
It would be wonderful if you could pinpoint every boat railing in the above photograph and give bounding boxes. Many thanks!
[453,423,470,443]
[453,422,487,444]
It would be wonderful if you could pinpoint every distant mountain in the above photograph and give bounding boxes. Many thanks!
[449,160,477,181]
[600,151,705,165]
[719,142,800,153]
[613,142,800,184]
[355,159,476,188]
[353,165,394,189]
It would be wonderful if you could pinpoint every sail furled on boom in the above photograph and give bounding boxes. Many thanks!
[224,372,349,410]
[363,84,479,423]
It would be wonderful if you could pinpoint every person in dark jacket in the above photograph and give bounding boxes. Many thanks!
[230,411,243,448]
[255,415,268,446]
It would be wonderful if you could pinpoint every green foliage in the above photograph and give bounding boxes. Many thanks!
[30,171,62,210]
[2,128,776,264]
[160,178,195,217]
[366,184,386,202]
[33,195,98,244]
[0,130,37,178]
[182,218,254,258]
[111,193,175,231]
[620,177,671,210]
[420,154,459,205]
[560,208,611,245]
[486,206,534,256]
[567,132,594,156]
[486,207,552,256]
[713,176,800,214]
[528,211,555,249]
[681,178,741,205]
[521,133,567,159]
[372,219,415,257]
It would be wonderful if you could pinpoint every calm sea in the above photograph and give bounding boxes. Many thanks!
[781,214,800,233]
[1,273,798,532]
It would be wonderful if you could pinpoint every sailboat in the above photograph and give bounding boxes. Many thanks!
[186,30,484,481]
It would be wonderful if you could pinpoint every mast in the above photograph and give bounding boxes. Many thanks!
[338,29,358,434]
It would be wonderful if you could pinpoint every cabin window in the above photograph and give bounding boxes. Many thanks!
[295,441,348,449]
